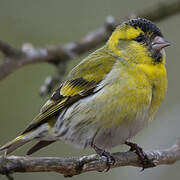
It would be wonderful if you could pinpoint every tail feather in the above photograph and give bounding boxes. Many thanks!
[0,135,30,155]
[27,141,55,155]
[0,124,53,155]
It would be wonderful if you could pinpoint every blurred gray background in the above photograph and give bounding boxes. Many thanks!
[0,0,179,179]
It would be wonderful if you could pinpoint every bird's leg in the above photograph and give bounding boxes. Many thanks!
[125,141,156,170]
[91,142,115,172]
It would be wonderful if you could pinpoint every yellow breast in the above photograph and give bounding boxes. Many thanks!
[137,62,167,117]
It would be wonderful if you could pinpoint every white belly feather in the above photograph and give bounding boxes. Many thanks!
[51,90,150,149]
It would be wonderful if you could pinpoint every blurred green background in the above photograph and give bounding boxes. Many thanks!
[0,0,180,179]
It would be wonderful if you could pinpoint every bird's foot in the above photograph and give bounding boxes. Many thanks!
[125,141,156,170]
[91,143,115,172]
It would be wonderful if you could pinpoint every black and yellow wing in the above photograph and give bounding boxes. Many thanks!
[22,46,116,134]
[22,78,98,134]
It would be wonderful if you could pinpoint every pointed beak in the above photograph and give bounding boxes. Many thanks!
[152,36,171,51]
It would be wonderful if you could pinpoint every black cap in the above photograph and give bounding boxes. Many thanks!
[126,18,163,37]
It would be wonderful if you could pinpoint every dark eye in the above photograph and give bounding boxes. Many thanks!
[136,35,144,42]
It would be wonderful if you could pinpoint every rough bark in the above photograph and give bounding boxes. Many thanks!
[0,139,180,178]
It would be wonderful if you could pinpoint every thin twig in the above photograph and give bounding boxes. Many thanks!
[0,139,179,177]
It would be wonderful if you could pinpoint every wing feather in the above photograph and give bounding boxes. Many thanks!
[21,46,116,134]
[22,78,98,134]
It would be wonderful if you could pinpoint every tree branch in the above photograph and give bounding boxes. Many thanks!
[0,0,180,96]
[0,139,179,178]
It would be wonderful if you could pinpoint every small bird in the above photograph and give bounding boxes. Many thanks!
[0,18,170,169]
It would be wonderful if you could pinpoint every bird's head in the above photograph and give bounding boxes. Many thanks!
[107,18,170,65]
